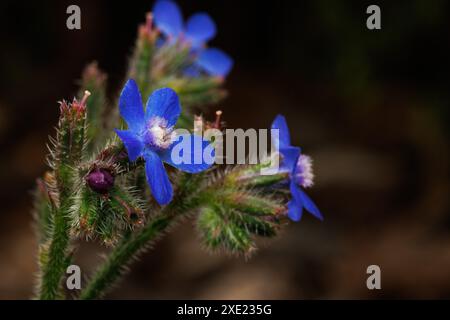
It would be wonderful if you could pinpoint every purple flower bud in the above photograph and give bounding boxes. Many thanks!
[86,168,115,194]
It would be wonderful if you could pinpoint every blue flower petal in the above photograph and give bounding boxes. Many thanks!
[119,79,145,133]
[185,13,216,48]
[144,151,173,205]
[290,180,302,203]
[160,134,215,173]
[114,129,143,161]
[279,146,301,173]
[290,181,323,221]
[152,0,184,38]
[145,88,181,127]
[271,114,291,149]
[298,188,323,221]
[196,48,233,77]
[287,199,303,222]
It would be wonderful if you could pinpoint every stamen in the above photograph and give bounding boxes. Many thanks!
[295,154,314,188]
[80,90,91,107]
[145,13,153,33]
[214,110,222,129]
[144,116,176,150]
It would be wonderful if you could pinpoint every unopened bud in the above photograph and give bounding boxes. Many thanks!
[86,168,115,194]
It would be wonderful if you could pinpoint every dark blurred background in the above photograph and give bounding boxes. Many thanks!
[0,0,449,299]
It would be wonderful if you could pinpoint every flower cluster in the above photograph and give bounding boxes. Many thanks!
[33,0,324,300]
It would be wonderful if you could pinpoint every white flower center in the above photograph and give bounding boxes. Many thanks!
[294,154,314,188]
[144,117,176,150]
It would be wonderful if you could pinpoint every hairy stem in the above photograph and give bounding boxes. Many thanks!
[80,173,205,299]
[39,165,75,299]
[39,202,71,299]
[79,211,174,300]
[38,100,87,299]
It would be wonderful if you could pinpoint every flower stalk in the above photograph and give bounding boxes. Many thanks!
[38,93,90,299]
[80,172,205,299]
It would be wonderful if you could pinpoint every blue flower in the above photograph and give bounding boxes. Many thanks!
[115,79,214,205]
[152,0,233,77]
[271,115,323,222]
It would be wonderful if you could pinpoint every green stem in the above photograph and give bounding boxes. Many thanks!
[38,104,86,299]
[39,201,71,300]
[80,173,205,299]
[79,211,174,300]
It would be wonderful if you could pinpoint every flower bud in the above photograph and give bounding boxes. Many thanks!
[86,168,115,194]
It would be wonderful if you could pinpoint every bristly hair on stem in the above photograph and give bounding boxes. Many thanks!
[38,92,91,300]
